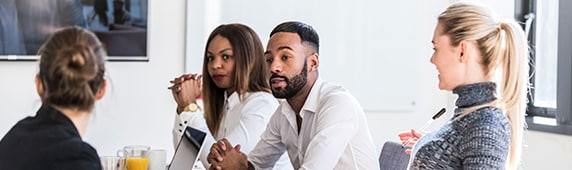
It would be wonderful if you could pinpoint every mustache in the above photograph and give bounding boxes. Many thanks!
[270,74,288,80]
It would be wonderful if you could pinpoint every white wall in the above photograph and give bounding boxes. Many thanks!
[0,0,571,169]
[190,0,427,112]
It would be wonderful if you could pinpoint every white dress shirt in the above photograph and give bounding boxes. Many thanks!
[248,78,380,170]
[173,91,292,169]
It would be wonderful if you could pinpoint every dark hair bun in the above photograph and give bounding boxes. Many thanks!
[38,26,106,111]
[58,45,98,84]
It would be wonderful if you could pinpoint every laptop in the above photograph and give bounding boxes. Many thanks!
[168,126,207,170]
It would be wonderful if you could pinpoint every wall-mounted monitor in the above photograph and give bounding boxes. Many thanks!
[0,0,148,61]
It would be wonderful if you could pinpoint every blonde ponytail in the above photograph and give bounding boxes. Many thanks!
[496,21,529,169]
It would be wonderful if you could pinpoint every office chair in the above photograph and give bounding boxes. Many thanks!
[379,141,411,170]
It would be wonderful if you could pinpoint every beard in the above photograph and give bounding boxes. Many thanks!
[270,62,308,99]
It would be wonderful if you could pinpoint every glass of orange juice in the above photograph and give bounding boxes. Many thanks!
[117,145,150,170]
[126,156,149,170]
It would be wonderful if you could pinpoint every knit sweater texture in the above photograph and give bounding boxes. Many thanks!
[409,82,510,169]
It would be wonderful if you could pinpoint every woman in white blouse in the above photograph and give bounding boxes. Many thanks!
[168,23,291,169]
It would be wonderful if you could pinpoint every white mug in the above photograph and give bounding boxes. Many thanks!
[147,149,167,170]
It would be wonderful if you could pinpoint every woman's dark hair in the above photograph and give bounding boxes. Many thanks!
[38,26,106,111]
[202,23,269,136]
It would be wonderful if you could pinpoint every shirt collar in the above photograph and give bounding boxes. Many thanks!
[224,90,241,110]
[37,104,80,136]
[452,82,497,108]
[281,78,323,117]
[301,78,322,115]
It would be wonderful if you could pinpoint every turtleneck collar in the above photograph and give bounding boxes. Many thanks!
[453,82,497,109]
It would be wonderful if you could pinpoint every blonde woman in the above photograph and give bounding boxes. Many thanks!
[399,2,529,169]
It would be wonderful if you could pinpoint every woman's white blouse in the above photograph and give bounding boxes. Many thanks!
[172,91,291,169]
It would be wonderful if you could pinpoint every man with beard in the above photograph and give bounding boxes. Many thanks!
[207,21,379,170]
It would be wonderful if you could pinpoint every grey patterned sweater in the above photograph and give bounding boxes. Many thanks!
[409,82,510,169]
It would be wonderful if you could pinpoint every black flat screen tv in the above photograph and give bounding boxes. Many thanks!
[0,0,148,61]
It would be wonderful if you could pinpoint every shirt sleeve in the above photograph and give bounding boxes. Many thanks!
[55,140,102,170]
[56,153,101,170]
[172,109,209,148]
[173,95,279,169]
[172,106,215,168]
[299,93,360,170]
[248,108,288,170]
[221,94,279,154]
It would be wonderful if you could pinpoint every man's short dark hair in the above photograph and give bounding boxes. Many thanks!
[270,21,319,54]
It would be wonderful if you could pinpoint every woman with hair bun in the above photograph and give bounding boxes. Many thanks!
[0,26,107,170]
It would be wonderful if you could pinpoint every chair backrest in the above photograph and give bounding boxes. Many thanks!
[379,141,411,170]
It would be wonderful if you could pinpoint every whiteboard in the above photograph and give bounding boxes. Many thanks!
[186,0,429,111]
